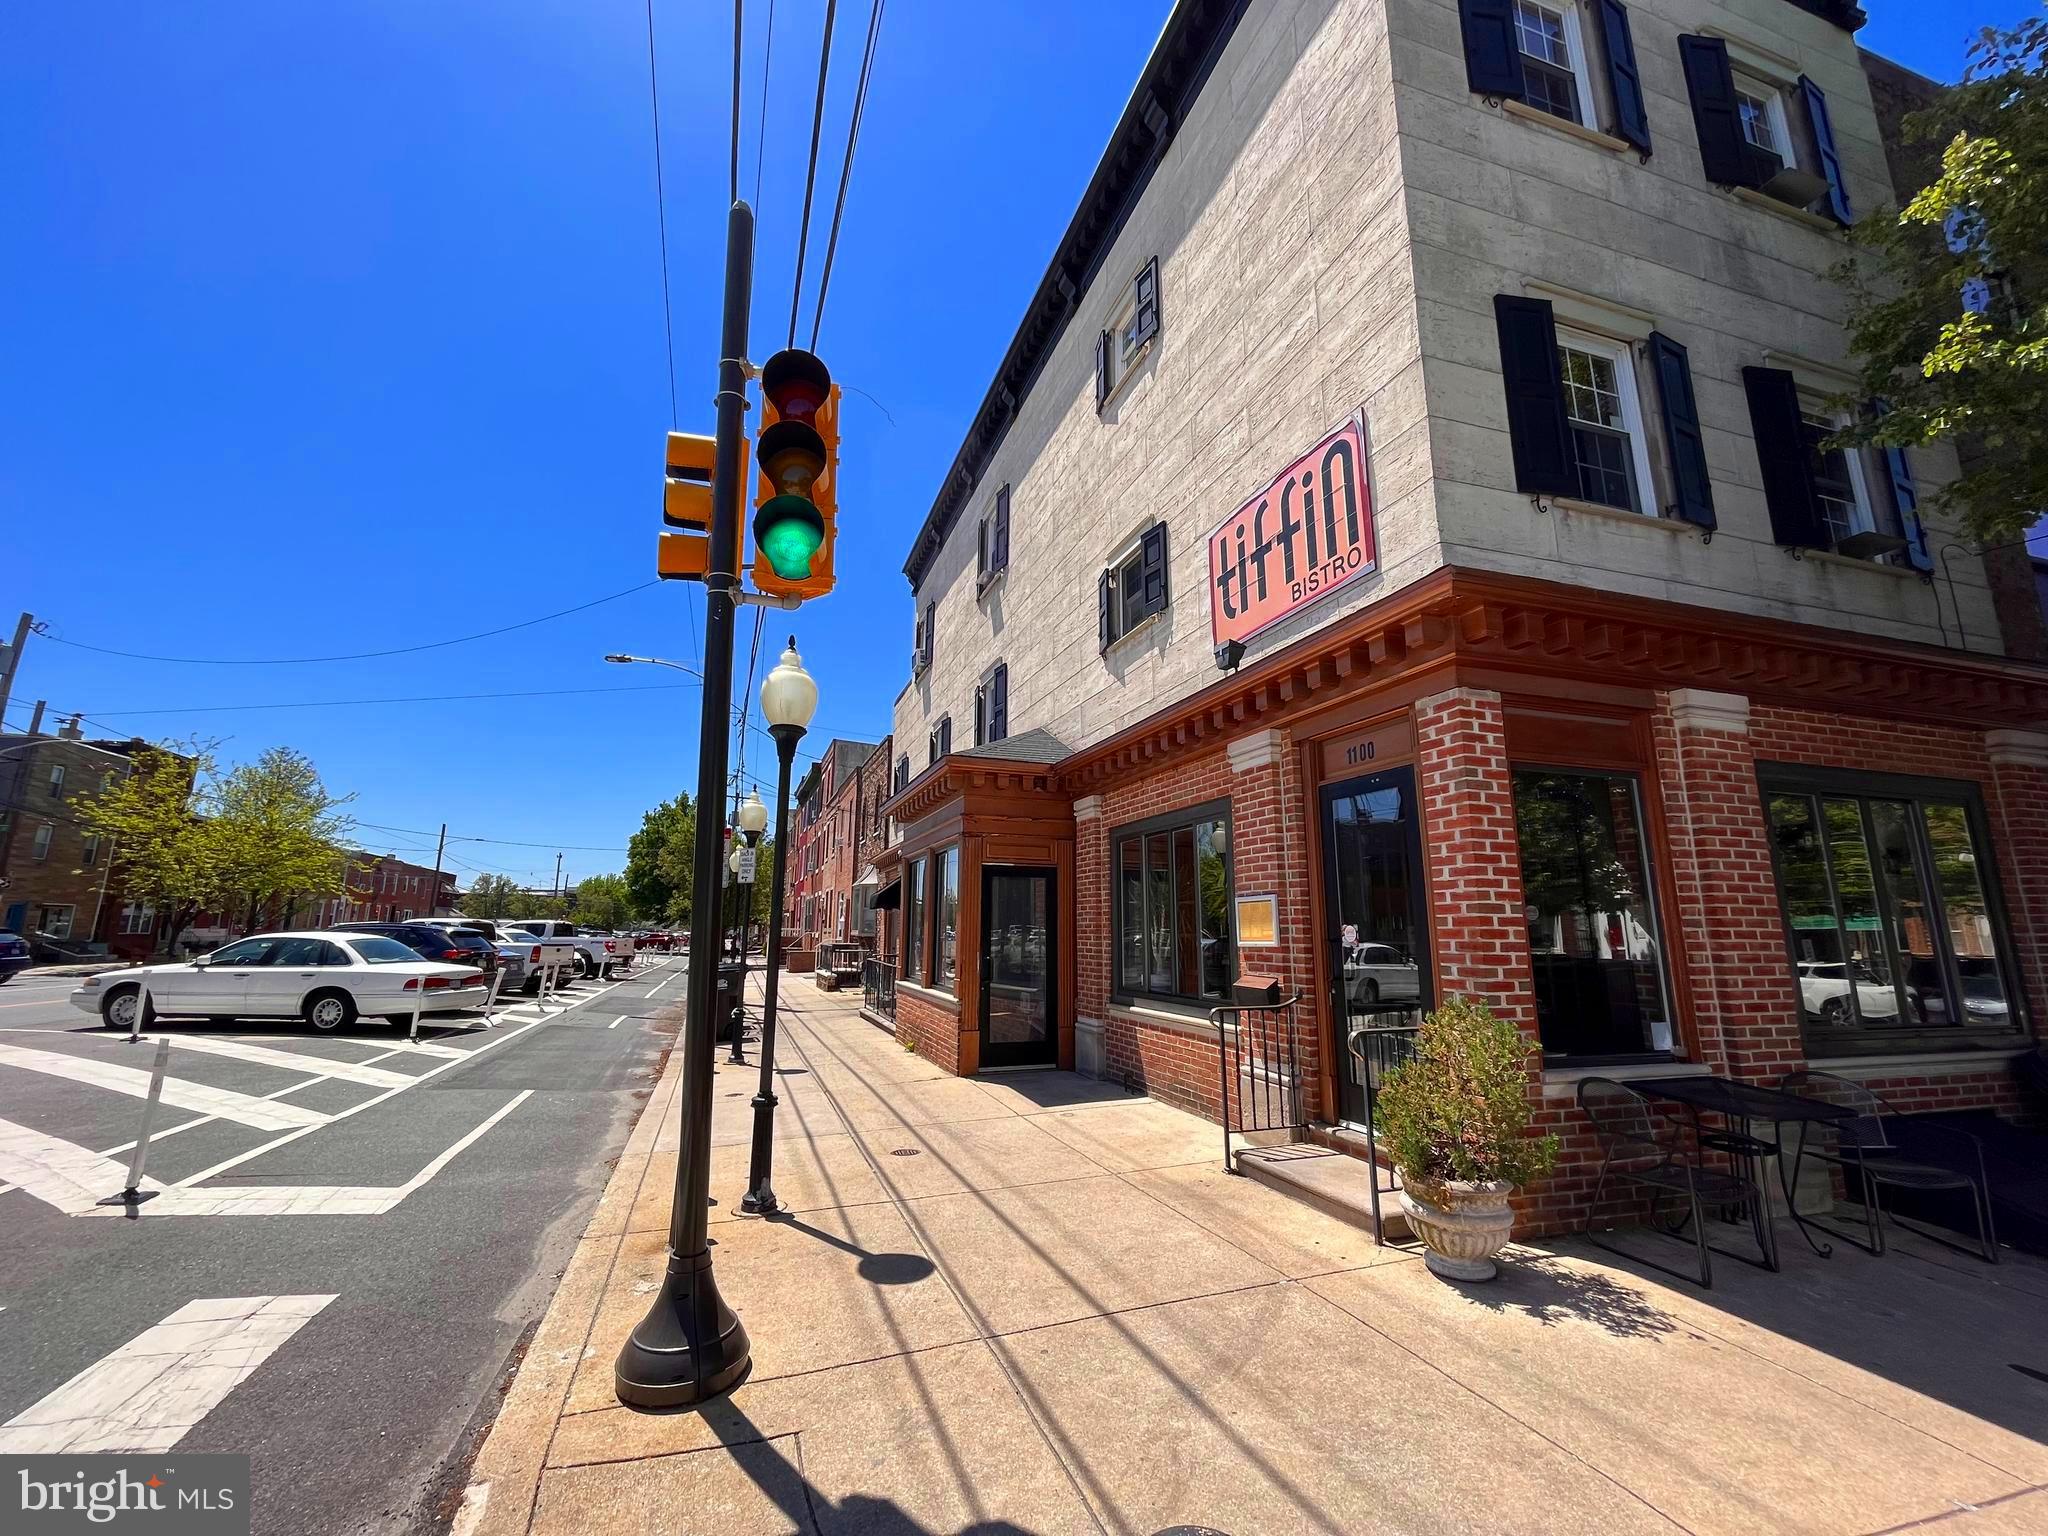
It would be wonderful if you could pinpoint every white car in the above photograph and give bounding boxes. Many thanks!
[512,920,634,981]
[1343,942,1423,1005]
[433,918,574,993]
[1796,960,1901,1026]
[71,931,490,1033]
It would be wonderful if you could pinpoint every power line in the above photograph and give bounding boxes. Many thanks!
[753,0,777,209]
[77,682,696,719]
[354,819,631,854]
[786,0,840,348]
[38,582,659,666]
[729,0,744,203]
[810,0,885,350]
[641,0,698,662]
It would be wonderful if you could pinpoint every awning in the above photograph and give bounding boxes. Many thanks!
[853,865,882,889]
[871,877,902,911]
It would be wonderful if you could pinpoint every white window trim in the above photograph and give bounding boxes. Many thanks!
[32,822,54,862]
[1102,531,1157,648]
[1732,71,1795,166]
[1800,398,1879,542]
[1100,283,1154,410]
[1556,328,1657,520]
[39,905,76,939]
[1513,0,1598,130]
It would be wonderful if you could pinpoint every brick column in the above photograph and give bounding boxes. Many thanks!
[1072,794,1109,1077]
[1413,688,1537,1032]
[1224,729,1321,1111]
[1986,730,2048,1039]
[1652,689,1802,1083]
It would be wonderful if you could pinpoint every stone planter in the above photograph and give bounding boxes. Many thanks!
[1399,1176,1516,1282]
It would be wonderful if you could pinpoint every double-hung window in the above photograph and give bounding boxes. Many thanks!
[31,822,53,862]
[47,764,67,797]
[1763,770,2024,1053]
[1557,331,1654,514]
[37,904,75,939]
[1800,405,1877,548]
[1112,803,1234,1006]
[1512,0,1592,125]
[1734,75,1791,169]
[928,716,951,766]
[1094,259,1160,409]
[119,901,155,936]
[977,486,1010,592]
[1098,522,1170,649]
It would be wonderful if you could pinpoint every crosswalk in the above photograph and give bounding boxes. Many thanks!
[0,959,676,1220]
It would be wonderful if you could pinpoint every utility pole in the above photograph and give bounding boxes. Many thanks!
[553,851,564,907]
[615,197,755,1409]
[428,823,447,917]
[0,613,31,729]
[26,700,45,736]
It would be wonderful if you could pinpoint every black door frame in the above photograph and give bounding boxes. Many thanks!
[1317,766,1434,1125]
[979,864,1059,1068]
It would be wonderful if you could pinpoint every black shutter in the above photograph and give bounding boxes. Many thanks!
[1799,75,1853,225]
[976,517,988,580]
[1458,0,1525,99]
[993,485,1010,572]
[990,664,1008,742]
[1648,332,1715,531]
[911,609,923,670]
[1095,330,1112,408]
[1743,367,1824,549]
[1132,258,1160,348]
[973,685,987,747]
[1887,445,1933,572]
[1139,522,1170,615]
[928,726,939,765]
[1097,569,1113,650]
[921,602,935,667]
[1679,36,1753,188]
[1599,1,1651,154]
[1492,295,1576,497]
[938,717,951,757]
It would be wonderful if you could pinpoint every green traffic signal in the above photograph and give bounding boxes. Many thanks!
[755,495,825,579]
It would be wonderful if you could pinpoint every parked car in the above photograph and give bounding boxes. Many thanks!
[0,931,31,984]
[329,921,499,980]
[69,931,489,1032]
[511,920,634,980]
[428,918,571,994]
[1796,959,1903,1026]
[1343,941,1423,1004]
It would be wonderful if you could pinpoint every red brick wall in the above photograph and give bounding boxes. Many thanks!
[896,986,961,1073]
[1987,748,2048,1032]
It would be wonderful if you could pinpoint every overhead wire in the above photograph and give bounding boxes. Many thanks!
[36,583,659,666]
[786,0,840,347]
[752,0,777,209]
[71,682,697,719]
[810,0,885,350]
[642,0,698,660]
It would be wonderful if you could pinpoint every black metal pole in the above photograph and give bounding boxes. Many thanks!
[728,826,759,1065]
[741,722,803,1215]
[614,198,753,1409]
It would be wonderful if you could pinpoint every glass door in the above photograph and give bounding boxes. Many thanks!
[1319,768,1432,1125]
[981,867,1057,1068]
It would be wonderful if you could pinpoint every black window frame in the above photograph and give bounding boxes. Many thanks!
[1108,797,1236,1012]
[902,854,929,984]
[1757,763,2030,1059]
[1099,522,1170,650]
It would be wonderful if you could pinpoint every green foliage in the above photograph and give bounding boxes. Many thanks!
[1834,19,2048,545]
[572,873,635,932]
[625,794,695,924]
[1375,996,1556,1188]
[462,873,523,919]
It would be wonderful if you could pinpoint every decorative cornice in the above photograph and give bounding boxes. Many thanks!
[1225,730,1284,774]
[1985,729,2048,770]
[1667,688,1752,735]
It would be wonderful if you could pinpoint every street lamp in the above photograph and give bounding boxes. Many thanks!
[736,789,769,962]
[741,638,816,1216]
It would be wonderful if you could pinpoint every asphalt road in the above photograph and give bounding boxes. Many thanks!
[0,956,687,1534]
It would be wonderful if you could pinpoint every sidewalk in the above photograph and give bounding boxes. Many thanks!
[461,975,2048,1536]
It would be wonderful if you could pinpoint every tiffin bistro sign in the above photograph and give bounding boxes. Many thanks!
[1207,417,1376,649]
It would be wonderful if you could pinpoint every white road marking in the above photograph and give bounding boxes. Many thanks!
[145,1033,416,1088]
[0,1043,326,1132]
[0,1117,160,1214]
[0,1295,335,1453]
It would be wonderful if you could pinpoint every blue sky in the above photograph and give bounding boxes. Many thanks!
[1,1,2029,887]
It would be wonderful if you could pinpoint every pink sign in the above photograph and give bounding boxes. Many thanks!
[1207,419,1375,648]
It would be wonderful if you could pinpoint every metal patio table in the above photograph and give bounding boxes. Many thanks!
[1631,1074,1857,1263]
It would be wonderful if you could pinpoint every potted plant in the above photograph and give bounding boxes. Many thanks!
[1376,995,1555,1281]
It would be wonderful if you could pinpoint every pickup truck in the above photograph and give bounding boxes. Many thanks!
[437,918,575,993]
[511,920,634,981]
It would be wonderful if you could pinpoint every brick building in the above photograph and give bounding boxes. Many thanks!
[0,723,153,952]
[876,0,2048,1235]
[784,739,880,957]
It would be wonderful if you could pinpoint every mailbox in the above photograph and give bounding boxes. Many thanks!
[1232,973,1284,1007]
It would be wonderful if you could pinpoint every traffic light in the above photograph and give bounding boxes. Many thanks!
[752,349,839,601]
[659,430,743,581]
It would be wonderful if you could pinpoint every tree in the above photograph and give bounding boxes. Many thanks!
[208,748,356,930]
[573,873,634,932]
[625,794,695,924]
[1835,19,2048,546]
[71,741,217,948]
[462,873,522,918]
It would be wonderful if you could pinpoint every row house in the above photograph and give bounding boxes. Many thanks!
[783,738,880,961]
[0,723,156,955]
[878,0,2048,1233]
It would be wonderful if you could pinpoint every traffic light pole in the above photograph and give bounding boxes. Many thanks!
[615,198,754,1409]
[740,721,803,1215]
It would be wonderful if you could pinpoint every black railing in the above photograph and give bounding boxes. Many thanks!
[862,954,897,1020]
[1214,994,1304,1173]
[819,941,865,976]
[1347,1004,1423,1238]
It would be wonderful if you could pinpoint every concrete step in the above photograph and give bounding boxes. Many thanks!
[1235,1142,1411,1243]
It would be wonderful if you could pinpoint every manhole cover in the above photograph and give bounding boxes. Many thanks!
[1153,1528,1233,1536]
[888,1148,920,1158]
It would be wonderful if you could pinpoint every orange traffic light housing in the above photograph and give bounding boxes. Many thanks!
[752,350,838,603]
[660,430,743,581]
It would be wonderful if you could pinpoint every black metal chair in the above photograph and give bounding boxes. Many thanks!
[1778,1070,2000,1264]
[1578,1077,1771,1288]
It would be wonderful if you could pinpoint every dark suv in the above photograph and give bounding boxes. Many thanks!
[329,921,497,977]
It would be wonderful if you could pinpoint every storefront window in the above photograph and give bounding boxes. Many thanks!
[935,847,960,991]
[1511,769,1674,1059]
[1765,776,2021,1050]
[1112,803,1232,1005]
[902,857,927,984]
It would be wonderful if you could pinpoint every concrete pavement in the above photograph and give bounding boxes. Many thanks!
[462,974,2048,1536]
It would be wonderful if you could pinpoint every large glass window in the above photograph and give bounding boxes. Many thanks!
[1765,777,2022,1050]
[935,847,960,991]
[902,856,928,984]
[1112,804,1232,1005]
[1512,769,1674,1059]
